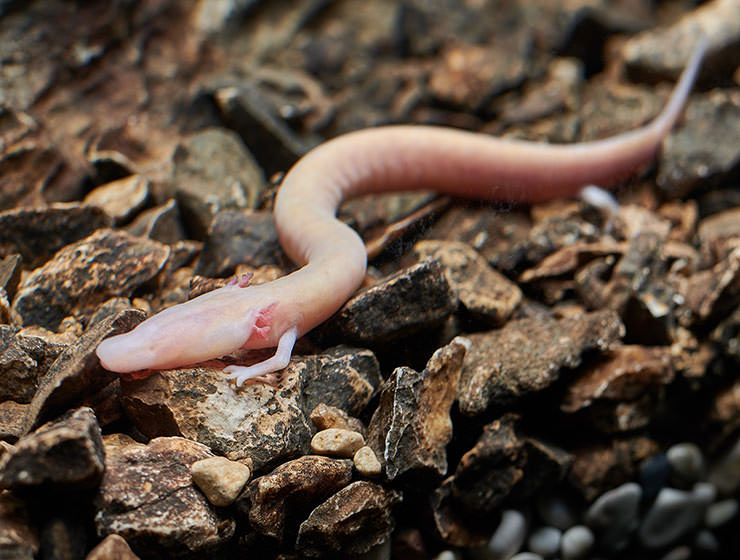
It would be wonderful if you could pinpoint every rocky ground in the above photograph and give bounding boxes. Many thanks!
[2,0,740,558]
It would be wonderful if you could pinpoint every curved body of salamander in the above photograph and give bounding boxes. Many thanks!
[96,39,707,385]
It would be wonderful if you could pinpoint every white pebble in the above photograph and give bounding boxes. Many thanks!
[527,526,561,557]
[639,484,714,548]
[704,498,738,528]
[190,456,251,507]
[310,428,364,457]
[354,445,382,477]
[560,525,594,560]
[510,554,543,560]
[536,494,577,530]
[487,509,527,560]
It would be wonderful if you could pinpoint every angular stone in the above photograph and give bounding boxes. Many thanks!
[311,428,364,458]
[0,400,27,442]
[240,455,353,541]
[94,436,234,557]
[0,407,104,490]
[561,345,674,432]
[296,481,401,557]
[194,209,284,277]
[354,446,382,477]
[125,199,186,245]
[680,247,740,326]
[22,308,145,434]
[459,310,624,416]
[698,206,740,262]
[12,229,168,330]
[83,174,150,225]
[309,403,365,436]
[191,456,251,507]
[121,346,379,471]
[0,204,111,269]
[367,341,465,480]
[173,128,266,238]
[0,253,22,301]
[86,534,140,560]
[325,259,456,345]
[414,240,521,326]
[0,491,38,559]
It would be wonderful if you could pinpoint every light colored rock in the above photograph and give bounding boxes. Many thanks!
[354,446,382,477]
[667,442,705,487]
[190,456,251,507]
[560,525,594,560]
[705,498,738,528]
[86,534,140,559]
[311,428,365,458]
[639,484,715,548]
[487,509,526,560]
[585,482,641,550]
[527,526,561,557]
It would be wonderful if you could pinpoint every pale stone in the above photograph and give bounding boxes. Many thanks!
[354,446,382,477]
[190,456,251,507]
[311,428,364,458]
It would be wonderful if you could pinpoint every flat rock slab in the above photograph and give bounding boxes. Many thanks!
[458,310,625,416]
[94,436,234,557]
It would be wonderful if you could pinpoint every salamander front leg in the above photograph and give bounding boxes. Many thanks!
[224,326,298,387]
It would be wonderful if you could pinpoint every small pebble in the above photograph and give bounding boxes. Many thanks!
[527,526,561,557]
[660,546,691,560]
[190,456,251,507]
[666,442,704,487]
[560,525,594,560]
[536,495,578,530]
[510,554,543,560]
[708,436,740,494]
[585,482,641,550]
[639,452,671,503]
[639,484,715,548]
[433,552,459,560]
[487,509,527,560]
[310,403,365,435]
[693,529,720,554]
[354,445,382,477]
[310,428,364,457]
[704,498,738,528]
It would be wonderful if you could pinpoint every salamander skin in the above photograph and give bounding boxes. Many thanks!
[96,38,707,385]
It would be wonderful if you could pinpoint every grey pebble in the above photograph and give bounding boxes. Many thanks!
[704,498,738,528]
[660,546,691,560]
[560,525,594,560]
[510,554,544,560]
[694,529,720,554]
[639,483,716,548]
[708,435,740,494]
[667,442,705,487]
[487,510,527,560]
[585,482,641,550]
[527,526,561,557]
[536,495,578,530]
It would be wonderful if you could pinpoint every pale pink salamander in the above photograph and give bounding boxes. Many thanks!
[96,39,707,385]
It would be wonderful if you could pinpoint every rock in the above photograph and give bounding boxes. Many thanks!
[708,435,740,494]
[39,508,88,560]
[125,199,186,245]
[21,307,145,434]
[527,526,561,557]
[639,484,716,549]
[705,498,738,528]
[12,229,169,330]
[0,407,104,490]
[0,253,22,301]
[86,534,140,560]
[486,509,527,560]
[295,481,401,557]
[681,247,740,326]
[94,436,234,557]
[309,403,365,436]
[667,442,705,488]
[697,205,740,262]
[122,346,378,471]
[585,482,641,551]
[0,204,111,269]
[190,456,251,507]
[561,345,674,433]
[325,259,456,345]
[510,554,543,560]
[311,428,364,458]
[414,240,522,326]
[0,324,67,404]
[0,401,27,442]
[560,525,594,560]
[459,310,624,415]
[0,490,38,559]
[83,175,150,225]
[366,341,465,480]
[354,446,382,477]
[194,209,284,277]
[173,128,266,238]
[239,455,353,541]
[639,452,671,503]
[535,494,578,531]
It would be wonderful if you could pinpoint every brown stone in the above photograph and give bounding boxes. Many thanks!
[296,481,401,557]
[310,428,364,458]
[680,247,740,326]
[0,407,104,490]
[459,310,624,415]
[86,534,140,560]
[0,253,22,301]
[190,456,251,507]
[367,341,465,480]
[698,206,740,262]
[83,175,150,225]
[414,240,522,326]
[0,401,27,442]
[0,490,38,559]
[12,229,169,330]
[309,403,365,436]
[125,199,186,245]
[240,455,353,541]
[94,436,234,557]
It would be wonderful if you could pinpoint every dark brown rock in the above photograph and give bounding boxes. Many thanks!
[12,229,168,330]
[561,345,675,433]
[680,247,740,326]
[295,481,401,557]
[309,403,366,436]
[125,199,186,245]
[414,240,522,326]
[0,407,104,490]
[0,490,38,559]
[86,534,141,560]
[459,310,624,415]
[326,259,456,344]
[0,401,27,442]
[94,436,233,557]
[240,455,353,541]
[0,204,111,269]
[0,253,22,301]
[568,436,659,501]
[367,341,465,480]
[194,209,284,277]
[698,206,740,262]
[21,308,145,434]
[83,175,150,225]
